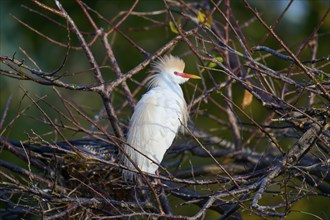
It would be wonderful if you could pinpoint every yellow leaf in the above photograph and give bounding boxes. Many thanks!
[169,21,179,34]
[242,81,253,109]
[197,11,212,28]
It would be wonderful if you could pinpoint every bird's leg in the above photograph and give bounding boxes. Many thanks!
[136,176,149,202]
[155,169,162,185]
[153,169,163,194]
[155,170,173,214]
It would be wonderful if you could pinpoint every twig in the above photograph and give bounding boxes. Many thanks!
[0,96,12,130]
[243,0,330,101]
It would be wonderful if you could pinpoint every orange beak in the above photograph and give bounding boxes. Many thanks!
[174,71,201,79]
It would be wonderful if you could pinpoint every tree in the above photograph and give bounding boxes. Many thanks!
[1,0,329,219]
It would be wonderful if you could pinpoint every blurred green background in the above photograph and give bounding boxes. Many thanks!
[1,0,329,219]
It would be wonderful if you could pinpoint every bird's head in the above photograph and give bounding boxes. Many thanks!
[152,55,200,85]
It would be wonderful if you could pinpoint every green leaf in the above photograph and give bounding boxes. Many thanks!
[169,21,179,34]
[200,55,223,73]
[207,56,223,68]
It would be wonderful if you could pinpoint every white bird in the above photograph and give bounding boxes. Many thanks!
[122,54,200,181]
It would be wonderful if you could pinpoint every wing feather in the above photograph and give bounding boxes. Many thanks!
[123,88,186,180]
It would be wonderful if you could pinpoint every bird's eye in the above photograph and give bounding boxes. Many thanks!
[174,71,179,76]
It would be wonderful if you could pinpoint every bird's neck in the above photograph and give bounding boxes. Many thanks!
[149,73,184,97]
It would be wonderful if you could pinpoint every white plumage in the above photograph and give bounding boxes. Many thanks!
[122,55,200,181]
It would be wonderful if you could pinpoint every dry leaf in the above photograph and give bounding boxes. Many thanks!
[242,81,253,109]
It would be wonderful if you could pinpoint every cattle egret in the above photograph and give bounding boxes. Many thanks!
[122,55,200,181]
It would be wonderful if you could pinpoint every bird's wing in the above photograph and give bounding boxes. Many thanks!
[125,89,183,173]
